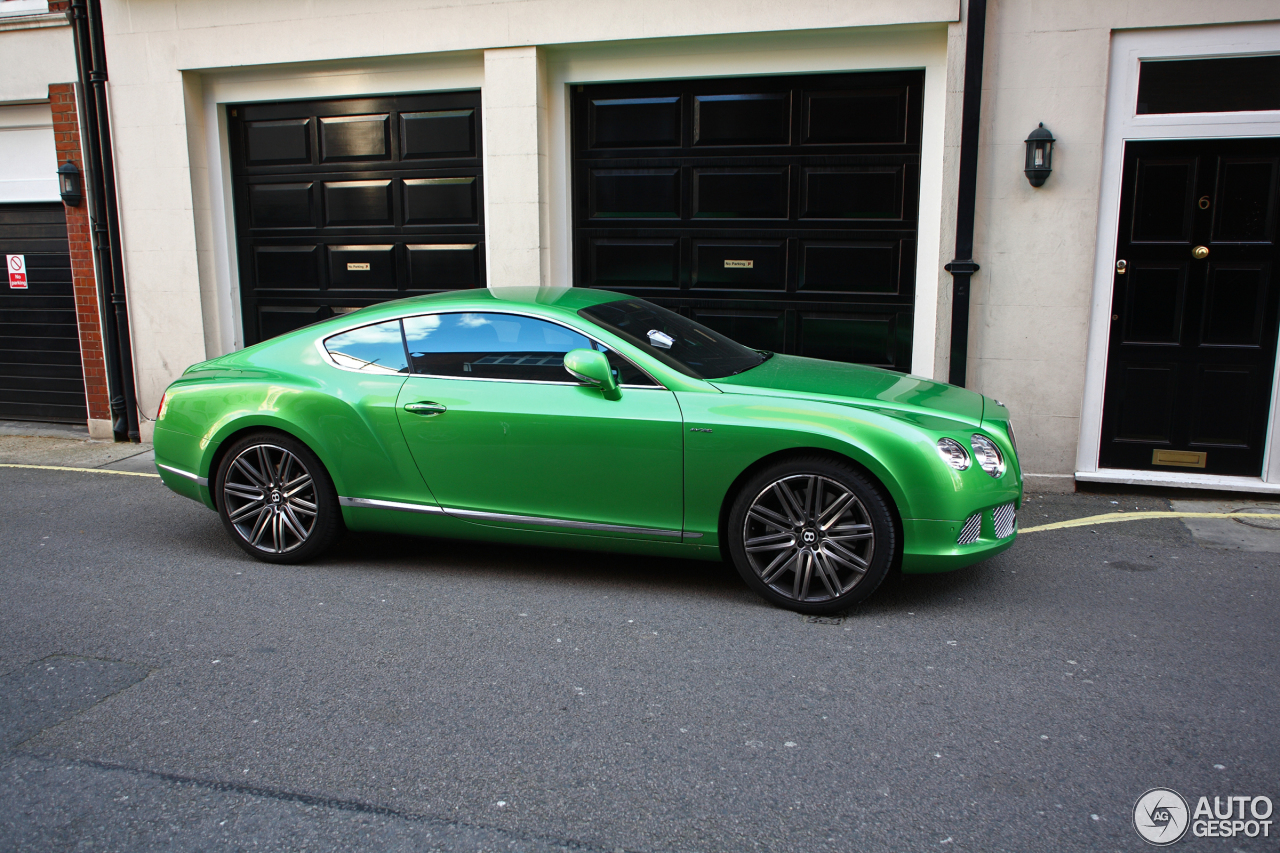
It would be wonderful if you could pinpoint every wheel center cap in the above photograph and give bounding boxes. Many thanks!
[270,490,282,504]
[801,529,818,546]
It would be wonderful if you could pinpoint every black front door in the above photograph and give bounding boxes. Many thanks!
[1099,138,1280,476]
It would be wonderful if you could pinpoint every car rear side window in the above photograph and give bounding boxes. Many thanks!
[323,320,409,374]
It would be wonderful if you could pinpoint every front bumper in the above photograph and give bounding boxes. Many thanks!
[900,500,1018,574]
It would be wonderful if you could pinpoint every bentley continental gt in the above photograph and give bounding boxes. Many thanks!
[154,287,1021,614]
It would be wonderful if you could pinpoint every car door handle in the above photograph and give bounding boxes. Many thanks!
[404,401,447,416]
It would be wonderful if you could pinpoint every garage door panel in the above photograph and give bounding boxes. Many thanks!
[692,241,786,291]
[588,169,680,219]
[589,97,682,149]
[801,168,903,220]
[244,119,312,166]
[797,311,905,368]
[800,241,907,295]
[403,177,478,225]
[0,354,84,374]
[587,239,680,289]
[322,180,393,226]
[693,94,790,146]
[232,92,485,345]
[407,243,482,290]
[804,89,909,146]
[320,114,390,162]
[400,110,476,159]
[692,169,788,219]
[328,245,396,289]
[254,245,320,289]
[248,183,315,228]
[689,308,786,352]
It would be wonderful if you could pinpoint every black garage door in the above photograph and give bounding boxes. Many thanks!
[572,71,923,370]
[0,203,87,423]
[228,92,485,346]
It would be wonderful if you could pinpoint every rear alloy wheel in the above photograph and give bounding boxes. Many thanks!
[216,433,341,563]
[727,458,895,614]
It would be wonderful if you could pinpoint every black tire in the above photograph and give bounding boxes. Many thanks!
[726,456,896,614]
[215,431,342,563]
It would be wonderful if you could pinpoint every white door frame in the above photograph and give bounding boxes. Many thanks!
[1076,22,1280,494]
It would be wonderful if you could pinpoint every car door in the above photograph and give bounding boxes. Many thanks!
[393,310,685,538]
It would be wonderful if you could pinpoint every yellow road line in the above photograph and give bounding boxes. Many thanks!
[1020,511,1279,534]
[0,462,159,478]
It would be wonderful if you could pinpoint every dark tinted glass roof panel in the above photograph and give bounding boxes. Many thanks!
[1137,55,1280,114]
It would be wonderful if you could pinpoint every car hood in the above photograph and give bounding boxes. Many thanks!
[710,354,985,426]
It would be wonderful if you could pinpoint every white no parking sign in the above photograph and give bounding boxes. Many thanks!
[7,254,27,290]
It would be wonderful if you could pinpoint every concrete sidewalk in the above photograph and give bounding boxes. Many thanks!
[0,421,155,474]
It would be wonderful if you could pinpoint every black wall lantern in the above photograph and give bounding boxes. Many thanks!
[57,161,83,207]
[1024,123,1054,187]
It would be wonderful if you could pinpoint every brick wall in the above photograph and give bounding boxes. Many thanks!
[49,82,111,424]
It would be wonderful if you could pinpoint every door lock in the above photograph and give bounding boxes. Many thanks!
[1192,245,1209,259]
[404,401,447,416]
[1115,259,1127,275]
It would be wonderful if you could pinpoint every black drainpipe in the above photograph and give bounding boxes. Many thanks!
[68,0,140,442]
[944,0,987,388]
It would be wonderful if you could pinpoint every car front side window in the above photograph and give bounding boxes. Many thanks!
[402,312,595,382]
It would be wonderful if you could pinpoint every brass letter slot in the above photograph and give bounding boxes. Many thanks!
[1151,449,1207,468]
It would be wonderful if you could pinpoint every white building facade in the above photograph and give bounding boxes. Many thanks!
[29,0,1280,493]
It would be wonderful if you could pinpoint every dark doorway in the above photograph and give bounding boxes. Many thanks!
[1100,138,1280,477]
[0,203,88,424]
[228,92,485,346]
[570,71,923,371]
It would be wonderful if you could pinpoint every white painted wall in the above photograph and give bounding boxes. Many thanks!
[0,17,76,104]
[967,0,1280,483]
[0,103,58,202]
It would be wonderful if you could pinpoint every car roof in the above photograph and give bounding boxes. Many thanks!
[366,286,630,316]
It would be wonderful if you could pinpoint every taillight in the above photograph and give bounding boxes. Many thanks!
[157,391,168,420]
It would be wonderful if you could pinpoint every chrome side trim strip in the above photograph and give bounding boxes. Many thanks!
[682,532,703,539]
[341,494,684,538]
[157,463,208,487]
[444,506,683,538]
[339,496,447,515]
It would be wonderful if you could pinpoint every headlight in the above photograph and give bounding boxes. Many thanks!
[970,434,1005,478]
[936,437,970,470]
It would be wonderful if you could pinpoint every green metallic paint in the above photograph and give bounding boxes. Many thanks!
[394,377,684,538]
[153,286,1022,575]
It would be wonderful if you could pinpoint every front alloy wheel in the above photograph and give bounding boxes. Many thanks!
[216,433,341,563]
[728,458,895,614]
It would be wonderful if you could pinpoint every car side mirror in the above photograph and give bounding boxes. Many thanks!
[563,348,621,400]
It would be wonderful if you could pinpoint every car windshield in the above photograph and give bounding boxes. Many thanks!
[579,298,767,380]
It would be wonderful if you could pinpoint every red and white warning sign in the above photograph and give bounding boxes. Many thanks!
[7,255,27,290]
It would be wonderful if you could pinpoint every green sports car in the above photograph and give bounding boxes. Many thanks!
[154,286,1021,614]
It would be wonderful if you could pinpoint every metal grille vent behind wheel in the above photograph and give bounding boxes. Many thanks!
[993,502,1017,539]
[957,512,983,545]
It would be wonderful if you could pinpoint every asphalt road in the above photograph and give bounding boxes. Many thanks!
[0,466,1277,853]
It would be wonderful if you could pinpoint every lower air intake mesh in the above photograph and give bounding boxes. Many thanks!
[993,502,1017,539]
[957,512,983,545]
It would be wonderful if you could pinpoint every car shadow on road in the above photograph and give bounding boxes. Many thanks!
[318,528,758,606]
